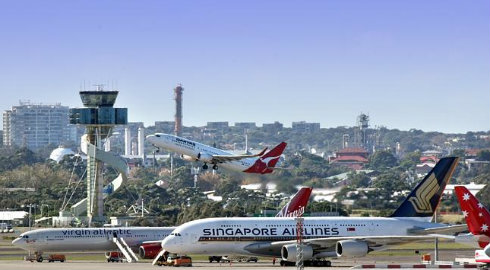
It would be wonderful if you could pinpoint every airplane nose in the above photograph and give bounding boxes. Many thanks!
[161,236,176,251]
[146,135,155,142]
[12,237,22,246]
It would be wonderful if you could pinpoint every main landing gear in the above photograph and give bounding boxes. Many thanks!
[202,163,218,170]
[279,260,332,267]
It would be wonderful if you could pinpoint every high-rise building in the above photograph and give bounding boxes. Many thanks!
[292,121,320,133]
[3,102,70,150]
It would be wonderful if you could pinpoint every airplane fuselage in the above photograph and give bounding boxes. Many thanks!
[161,217,443,257]
[13,227,174,253]
[147,134,258,172]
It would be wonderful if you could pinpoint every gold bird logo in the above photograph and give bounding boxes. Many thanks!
[408,173,439,213]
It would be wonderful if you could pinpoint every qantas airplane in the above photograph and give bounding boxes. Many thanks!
[146,133,287,174]
[454,186,490,263]
[12,187,312,262]
[161,157,463,266]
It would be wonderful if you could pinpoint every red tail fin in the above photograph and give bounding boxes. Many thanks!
[276,187,312,217]
[455,186,490,248]
[243,142,287,174]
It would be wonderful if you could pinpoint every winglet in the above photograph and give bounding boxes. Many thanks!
[276,187,313,217]
[455,186,490,248]
[390,157,459,219]
[256,147,268,157]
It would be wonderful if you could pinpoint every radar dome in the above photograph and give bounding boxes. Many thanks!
[49,147,76,163]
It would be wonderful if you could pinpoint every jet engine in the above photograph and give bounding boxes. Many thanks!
[138,243,162,259]
[336,240,369,258]
[196,152,213,163]
[281,244,313,262]
[180,154,196,161]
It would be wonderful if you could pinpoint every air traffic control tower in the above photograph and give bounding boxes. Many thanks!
[69,87,128,225]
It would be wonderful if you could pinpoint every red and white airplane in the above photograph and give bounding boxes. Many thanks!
[161,157,463,266]
[146,133,286,174]
[454,186,490,264]
[12,187,312,263]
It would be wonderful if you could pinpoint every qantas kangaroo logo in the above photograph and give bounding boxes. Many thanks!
[408,173,439,213]
[243,142,287,174]
[259,155,281,167]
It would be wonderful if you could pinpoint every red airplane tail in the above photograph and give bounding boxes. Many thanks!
[455,186,490,248]
[276,187,313,217]
[243,142,287,174]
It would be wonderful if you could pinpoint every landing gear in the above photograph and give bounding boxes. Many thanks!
[279,259,332,267]
[36,256,43,263]
[212,164,218,170]
[202,163,208,170]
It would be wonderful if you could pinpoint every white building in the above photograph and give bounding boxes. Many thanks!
[3,102,70,150]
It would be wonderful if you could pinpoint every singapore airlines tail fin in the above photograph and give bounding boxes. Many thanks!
[390,157,459,220]
[243,142,287,174]
[276,187,313,217]
[455,186,490,248]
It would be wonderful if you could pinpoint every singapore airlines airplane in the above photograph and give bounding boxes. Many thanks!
[12,187,312,263]
[146,133,287,174]
[454,186,490,263]
[161,157,463,266]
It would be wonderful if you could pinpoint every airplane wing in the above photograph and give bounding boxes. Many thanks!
[211,148,268,164]
[409,224,468,235]
[269,234,455,249]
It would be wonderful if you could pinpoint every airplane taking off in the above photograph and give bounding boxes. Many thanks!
[12,187,312,263]
[146,133,287,174]
[161,157,463,266]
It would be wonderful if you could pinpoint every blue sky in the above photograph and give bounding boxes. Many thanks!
[0,0,488,133]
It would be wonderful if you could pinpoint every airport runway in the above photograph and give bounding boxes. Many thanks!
[0,259,480,270]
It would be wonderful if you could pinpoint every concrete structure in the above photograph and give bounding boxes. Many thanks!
[0,211,27,225]
[262,121,283,133]
[124,127,131,156]
[69,88,128,225]
[137,127,145,158]
[207,121,229,129]
[174,84,184,136]
[292,121,320,133]
[3,101,70,150]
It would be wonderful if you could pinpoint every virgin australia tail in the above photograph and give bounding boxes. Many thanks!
[276,187,313,217]
[455,186,490,248]
[390,157,459,220]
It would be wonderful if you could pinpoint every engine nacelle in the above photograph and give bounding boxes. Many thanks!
[138,243,162,259]
[196,152,213,163]
[336,240,369,258]
[281,244,313,262]
[180,154,196,161]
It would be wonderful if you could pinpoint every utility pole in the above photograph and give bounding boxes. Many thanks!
[295,217,304,270]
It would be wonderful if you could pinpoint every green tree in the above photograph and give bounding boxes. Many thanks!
[369,150,398,170]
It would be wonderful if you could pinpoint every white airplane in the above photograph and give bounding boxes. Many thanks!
[146,133,287,174]
[12,226,174,262]
[12,187,312,263]
[161,157,465,266]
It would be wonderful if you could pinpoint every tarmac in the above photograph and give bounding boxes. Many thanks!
[0,260,483,270]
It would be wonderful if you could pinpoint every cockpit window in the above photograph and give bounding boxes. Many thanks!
[155,134,160,137]
[23,235,29,238]
[170,232,181,236]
